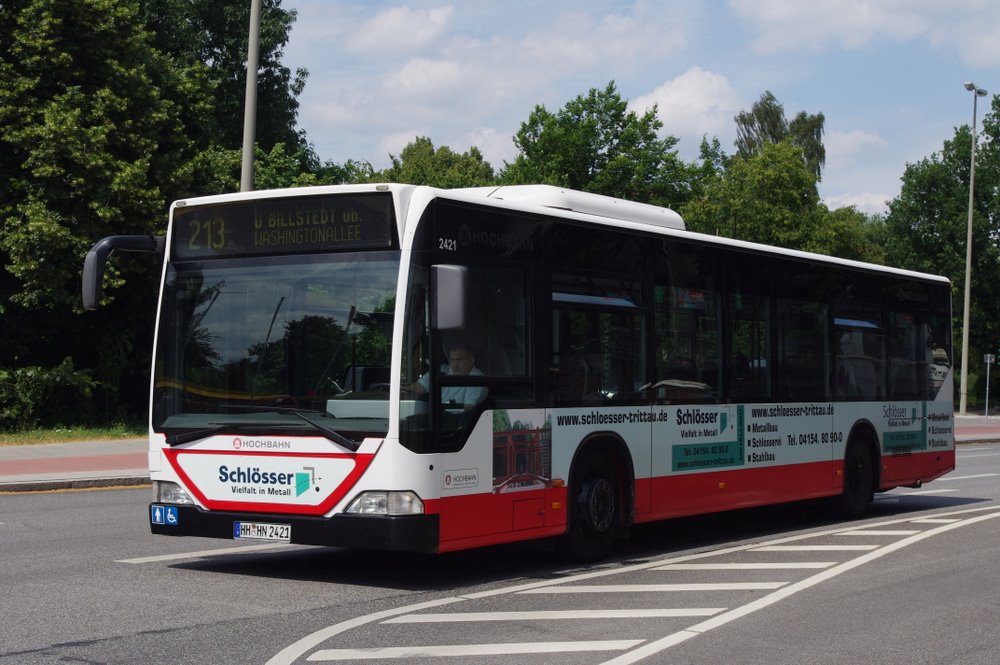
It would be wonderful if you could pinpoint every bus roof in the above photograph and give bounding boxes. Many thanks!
[445,185,949,286]
[170,183,948,286]
[459,185,685,231]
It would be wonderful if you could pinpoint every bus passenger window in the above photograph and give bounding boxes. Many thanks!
[776,300,828,401]
[728,292,771,402]
[833,314,885,401]
[551,276,645,406]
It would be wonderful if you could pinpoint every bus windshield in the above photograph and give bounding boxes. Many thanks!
[152,251,399,441]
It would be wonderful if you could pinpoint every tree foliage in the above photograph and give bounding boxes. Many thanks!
[0,0,310,428]
[139,0,307,152]
[682,141,821,249]
[883,96,1000,390]
[735,91,826,181]
[374,137,495,188]
[1,1,993,427]
[502,81,694,208]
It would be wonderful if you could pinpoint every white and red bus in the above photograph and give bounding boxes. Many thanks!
[83,184,954,560]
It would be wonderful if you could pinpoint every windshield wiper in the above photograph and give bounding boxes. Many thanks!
[168,405,361,452]
[288,411,360,452]
[164,423,259,446]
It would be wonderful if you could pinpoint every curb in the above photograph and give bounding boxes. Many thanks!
[0,476,151,493]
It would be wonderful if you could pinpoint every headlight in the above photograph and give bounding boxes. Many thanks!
[154,481,194,505]
[345,490,424,515]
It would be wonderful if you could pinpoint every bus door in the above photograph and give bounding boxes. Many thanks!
[425,261,550,543]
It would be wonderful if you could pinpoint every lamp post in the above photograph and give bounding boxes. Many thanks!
[959,82,988,415]
[240,0,262,192]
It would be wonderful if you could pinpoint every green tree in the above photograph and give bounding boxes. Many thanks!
[735,91,826,181]
[809,205,885,263]
[140,0,307,152]
[502,81,694,208]
[374,137,496,188]
[0,0,212,425]
[884,96,1000,396]
[317,158,377,185]
[682,141,821,249]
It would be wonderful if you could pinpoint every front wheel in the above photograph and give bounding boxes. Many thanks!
[557,453,618,562]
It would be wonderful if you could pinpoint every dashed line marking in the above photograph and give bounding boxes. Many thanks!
[267,505,1000,665]
[308,640,646,661]
[116,542,303,564]
[383,608,726,623]
[936,473,999,480]
[655,562,835,571]
[520,582,787,594]
[599,508,1000,665]
[835,529,921,536]
[751,544,879,552]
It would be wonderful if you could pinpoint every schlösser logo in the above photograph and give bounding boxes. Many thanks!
[233,437,242,449]
[218,464,316,497]
[675,408,728,433]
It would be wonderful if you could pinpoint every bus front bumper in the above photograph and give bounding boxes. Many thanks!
[149,504,440,553]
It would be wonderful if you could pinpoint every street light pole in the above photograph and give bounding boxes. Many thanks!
[959,82,988,415]
[240,0,262,192]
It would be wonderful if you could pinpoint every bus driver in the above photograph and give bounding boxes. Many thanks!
[406,345,487,408]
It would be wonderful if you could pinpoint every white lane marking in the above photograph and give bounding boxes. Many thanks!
[268,598,465,665]
[910,518,961,524]
[269,505,1000,665]
[876,489,958,502]
[936,473,999,481]
[599,508,1000,665]
[384,608,726,623]
[521,582,787,593]
[835,530,921,536]
[116,543,302,564]
[752,544,879,552]
[655,562,835,571]
[308,640,646,661]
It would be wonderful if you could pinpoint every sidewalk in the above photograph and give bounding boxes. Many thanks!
[953,413,1000,444]
[2,415,1000,493]
[0,438,148,492]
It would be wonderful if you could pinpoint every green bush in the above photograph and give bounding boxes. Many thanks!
[0,358,95,431]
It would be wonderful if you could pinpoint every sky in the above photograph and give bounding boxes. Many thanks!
[280,0,1000,215]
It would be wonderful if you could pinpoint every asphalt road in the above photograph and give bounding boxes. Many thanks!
[2,444,998,665]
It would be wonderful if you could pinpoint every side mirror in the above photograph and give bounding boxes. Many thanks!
[431,264,466,331]
[82,235,165,310]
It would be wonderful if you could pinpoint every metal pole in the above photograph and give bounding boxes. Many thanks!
[240,0,262,192]
[986,356,991,418]
[959,84,985,414]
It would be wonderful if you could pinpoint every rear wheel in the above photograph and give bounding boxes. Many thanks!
[557,453,618,562]
[835,440,875,518]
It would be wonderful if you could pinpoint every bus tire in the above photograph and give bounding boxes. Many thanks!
[558,452,618,562]
[834,438,875,518]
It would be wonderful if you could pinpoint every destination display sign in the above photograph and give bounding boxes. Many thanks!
[171,192,395,258]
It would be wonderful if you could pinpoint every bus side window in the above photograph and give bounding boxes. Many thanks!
[776,300,828,401]
[728,292,771,402]
[652,239,720,404]
[833,314,885,401]
[550,276,645,405]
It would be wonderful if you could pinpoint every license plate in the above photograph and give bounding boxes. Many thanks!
[233,521,290,542]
